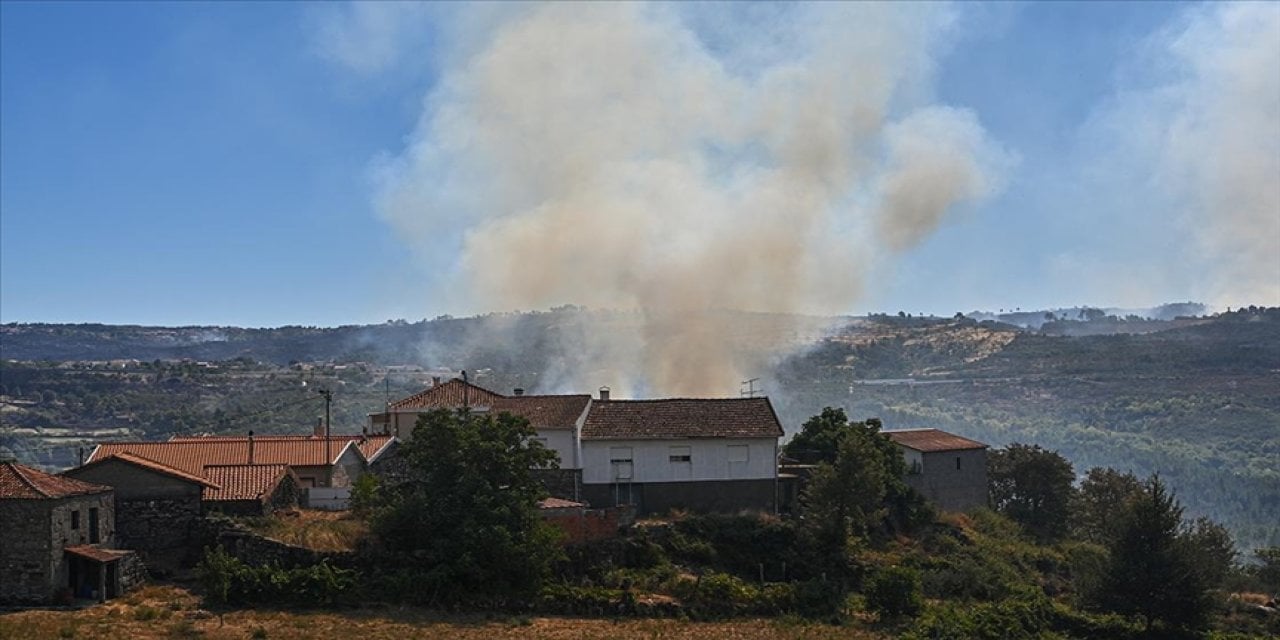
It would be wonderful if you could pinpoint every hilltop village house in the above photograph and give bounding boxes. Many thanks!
[883,428,989,511]
[370,379,785,513]
[0,461,142,604]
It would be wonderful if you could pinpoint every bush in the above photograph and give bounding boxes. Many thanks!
[196,546,355,607]
[866,566,923,619]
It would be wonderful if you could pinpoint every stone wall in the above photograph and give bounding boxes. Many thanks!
[908,448,989,512]
[541,505,632,545]
[193,517,355,570]
[115,496,202,572]
[531,468,582,502]
[580,478,777,515]
[0,499,53,603]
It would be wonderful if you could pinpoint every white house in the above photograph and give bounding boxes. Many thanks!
[372,379,785,513]
[369,379,590,470]
[578,395,783,513]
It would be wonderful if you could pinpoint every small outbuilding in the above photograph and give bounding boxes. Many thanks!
[1,461,141,604]
[883,428,989,512]
[201,464,301,516]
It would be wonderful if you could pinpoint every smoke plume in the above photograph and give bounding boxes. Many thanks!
[371,3,1008,396]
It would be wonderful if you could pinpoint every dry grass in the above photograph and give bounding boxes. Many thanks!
[238,510,368,552]
[0,585,888,640]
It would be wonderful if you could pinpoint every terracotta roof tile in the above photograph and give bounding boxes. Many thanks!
[87,435,392,477]
[167,434,394,462]
[389,379,504,410]
[582,398,784,440]
[490,395,590,429]
[201,464,295,502]
[65,545,133,563]
[538,497,586,509]
[883,429,988,452]
[0,462,111,500]
[72,452,220,488]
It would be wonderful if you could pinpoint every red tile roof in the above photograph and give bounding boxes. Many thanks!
[87,436,387,477]
[72,452,220,488]
[538,497,586,509]
[491,395,590,429]
[201,464,295,502]
[582,398,784,440]
[389,379,504,410]
[883,429,988,452]
[0,462,111,500]
[166,434,394,462]
[64,545,133,563]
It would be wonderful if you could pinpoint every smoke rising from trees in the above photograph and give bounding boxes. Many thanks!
[368,3,1009,395]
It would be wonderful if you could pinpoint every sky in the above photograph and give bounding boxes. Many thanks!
[1,1,1277,328]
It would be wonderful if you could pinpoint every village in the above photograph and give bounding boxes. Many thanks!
[1,375,990,606]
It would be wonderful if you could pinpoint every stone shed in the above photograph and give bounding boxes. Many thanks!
[201,464,301,516]
[883,428,989,512]
[1,461,142,604]
[64,452,215,572]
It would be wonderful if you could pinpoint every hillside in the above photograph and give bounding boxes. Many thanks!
[2,306,1277,548]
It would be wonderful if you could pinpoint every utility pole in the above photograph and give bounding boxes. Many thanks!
[317,388,332,486]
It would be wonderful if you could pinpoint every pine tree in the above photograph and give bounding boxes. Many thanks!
[1092,475,1213,633]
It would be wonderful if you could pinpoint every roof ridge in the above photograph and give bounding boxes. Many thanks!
[9,462,49,498]
[95,452,222,488]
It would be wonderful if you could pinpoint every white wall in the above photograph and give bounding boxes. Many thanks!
[897,446,924,473]
[530,429,579,470]
[581,438,777,484]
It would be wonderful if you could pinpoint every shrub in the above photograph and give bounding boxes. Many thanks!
[866,565,923,619]
[196,546,355,607]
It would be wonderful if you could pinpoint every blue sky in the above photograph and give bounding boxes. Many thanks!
[2,2,1275,327]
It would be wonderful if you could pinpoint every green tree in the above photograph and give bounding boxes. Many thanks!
[802,425,889,555]
[866,565,924,619]
[783,406,852,463]
[988,444,1075,542]
[1091,475,1213,633]
[1182,516,1236,589]
[1072,467,1142,544]
[365,408,562,602]
[1254,547,1280,595]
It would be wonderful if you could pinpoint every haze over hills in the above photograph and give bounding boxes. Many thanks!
[1,304,1277,549]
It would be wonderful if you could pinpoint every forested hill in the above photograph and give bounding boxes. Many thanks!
[2,306,1277,548]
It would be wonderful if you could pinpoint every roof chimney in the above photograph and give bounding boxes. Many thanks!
[598,386,610,401]
[513,387,524,396]
[432,376,441,386]
[247,430,255,465]
[314,417,324,437]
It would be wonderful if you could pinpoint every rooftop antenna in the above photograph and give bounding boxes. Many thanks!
[741,378,761,398]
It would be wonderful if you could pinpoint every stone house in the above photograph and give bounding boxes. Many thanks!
[1,461,141,604]
[201,464,301,516]
[63,452,215,572]
[883,428,989,512]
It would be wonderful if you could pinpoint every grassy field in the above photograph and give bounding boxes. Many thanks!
[236,510,368,552]
[0,585,888,640]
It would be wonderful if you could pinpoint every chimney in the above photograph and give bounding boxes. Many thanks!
[247,430,255,465]
[314,418,324,437]
[513,388,524,396]
[432,376,442,387]
[598,386,610,401]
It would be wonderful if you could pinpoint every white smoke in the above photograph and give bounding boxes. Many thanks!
[356,3,1009,395]
[1075,3,1280,309]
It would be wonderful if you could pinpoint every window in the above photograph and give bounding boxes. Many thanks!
[71,510,80,530]
[955,457,962,470]
[89,508,100,544]
[668,446,691,463]
[609,447,633,481]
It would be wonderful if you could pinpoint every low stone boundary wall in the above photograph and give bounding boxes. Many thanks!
[193,517,355,569]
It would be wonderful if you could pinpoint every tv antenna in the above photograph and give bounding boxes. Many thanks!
[740,378,762,398]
